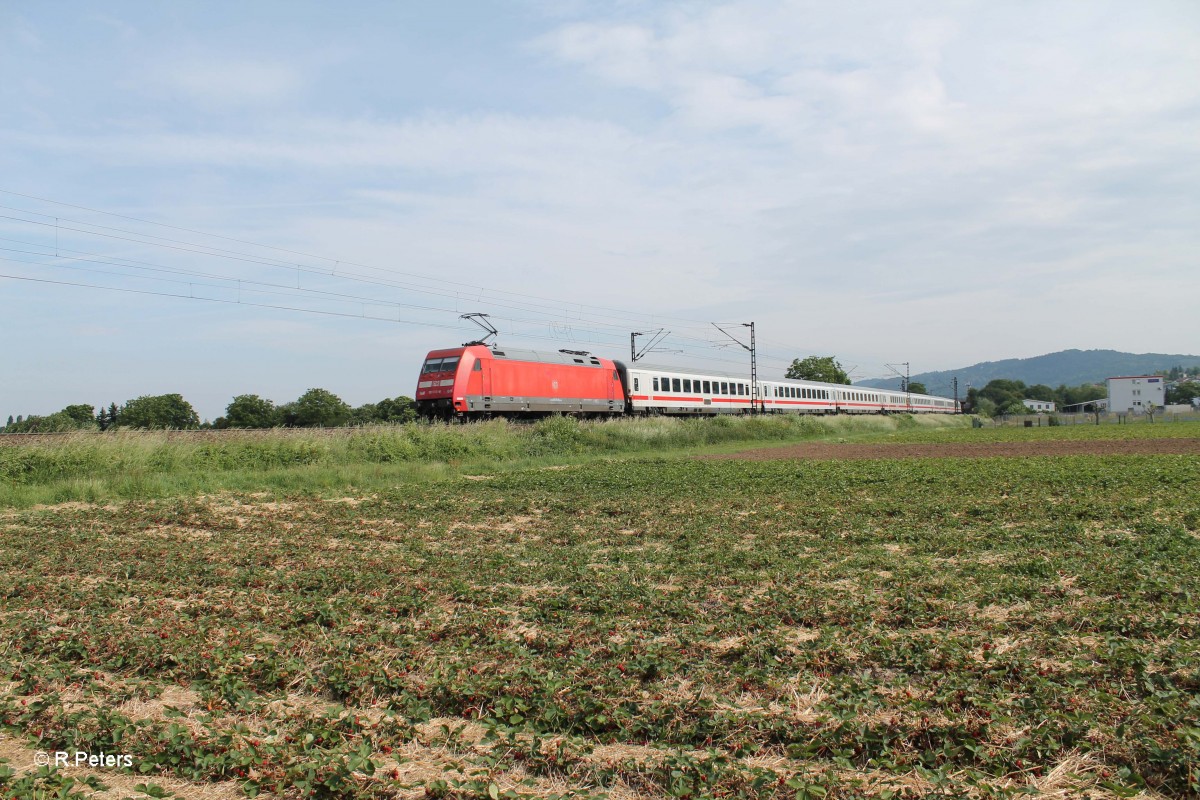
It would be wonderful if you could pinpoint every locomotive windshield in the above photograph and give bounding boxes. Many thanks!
[421,356,460,374]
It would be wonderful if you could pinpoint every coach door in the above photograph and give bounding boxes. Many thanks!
[481,360,492,398]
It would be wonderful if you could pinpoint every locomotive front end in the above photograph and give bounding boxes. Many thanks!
[414,348,469,420]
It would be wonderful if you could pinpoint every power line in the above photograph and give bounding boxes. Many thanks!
[0,244,785,370]
[0,190,730,331]
[0,272,468,331]
[0,258,795,373]
[0,211,750,352]
[0,189,842,372]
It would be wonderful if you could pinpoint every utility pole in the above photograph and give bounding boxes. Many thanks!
[885,361,911,410]
[906,362,911,410]
[630,329,669,362]
[952,377,959,413]
[712,322,759,414]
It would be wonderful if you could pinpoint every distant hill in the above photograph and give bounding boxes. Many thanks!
[857,349,1200,394]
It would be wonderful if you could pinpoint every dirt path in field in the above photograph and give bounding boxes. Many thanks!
[703,437,1200,461]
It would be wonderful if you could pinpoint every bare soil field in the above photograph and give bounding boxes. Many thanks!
[704,436,1200,460]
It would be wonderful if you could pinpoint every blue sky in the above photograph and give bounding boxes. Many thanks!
[2,1,1198,420]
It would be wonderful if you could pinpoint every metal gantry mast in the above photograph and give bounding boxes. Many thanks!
[712,322,759,414]
[886,361,911,411]
[630,329,669,362]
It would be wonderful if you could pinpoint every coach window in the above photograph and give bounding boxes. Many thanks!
[703,380,710,394]
[634,378,639,391]
[682,379,691,393]
[672,378,681,392]
[653,377,659,391]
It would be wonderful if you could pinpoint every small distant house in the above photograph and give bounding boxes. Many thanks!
[1107,376,1165,413]
[1022,399,1055,413]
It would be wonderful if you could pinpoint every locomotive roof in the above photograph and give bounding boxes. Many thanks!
[476,347,610,367]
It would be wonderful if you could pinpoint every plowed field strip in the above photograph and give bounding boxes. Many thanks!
[702,437,1200,460]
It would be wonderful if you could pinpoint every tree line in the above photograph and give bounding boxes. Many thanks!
[1,389,417,433]
[964,376,1200,416]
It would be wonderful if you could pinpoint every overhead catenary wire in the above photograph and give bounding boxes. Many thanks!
[0,192,731,331]
[0,254,798,374]
[0,189,856,375]
[0,212,752,354]
[0,244,794,373]
[0,191,826,358]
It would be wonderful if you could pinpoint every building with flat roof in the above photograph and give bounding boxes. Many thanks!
[1107,375,1164,413]
[1022,399,1055,413]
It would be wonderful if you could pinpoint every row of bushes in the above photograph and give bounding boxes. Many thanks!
[0,413,964,488]
[2,390,417,434]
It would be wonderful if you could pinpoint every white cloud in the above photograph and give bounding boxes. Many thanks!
[154,58,302,107]
[3,0,1199,416]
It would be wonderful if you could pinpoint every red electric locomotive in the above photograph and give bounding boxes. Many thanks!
[415,345,624,420]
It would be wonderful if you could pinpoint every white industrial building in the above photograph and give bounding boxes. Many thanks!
[1107,376,1165,413]
[1022,399,1056,413]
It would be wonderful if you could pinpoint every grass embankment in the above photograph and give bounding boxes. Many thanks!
[0,414,969,508]
[2,456,1198,798]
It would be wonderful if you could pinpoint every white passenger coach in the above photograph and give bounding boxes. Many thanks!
[617,362,957,416]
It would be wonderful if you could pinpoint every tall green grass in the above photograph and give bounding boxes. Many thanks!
[0,414,970,507]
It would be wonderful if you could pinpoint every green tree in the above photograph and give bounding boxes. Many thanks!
[1167,382,1200,405]
[4,412,73,433]
[291,388,350,428]
[117,394,200,429]
[349,402,380,425]
[786,356,850,384]
[377,396,417,423]
[974,397,998,417]
[61,404,96,426]
[224,394,279,428]
[978,379,1027,410]
[906,381,927,395]
[1061,384,1106,407]
[1025,384,1056,403]
[350,396,418,425]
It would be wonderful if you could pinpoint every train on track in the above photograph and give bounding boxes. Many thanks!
[415,345,959,420]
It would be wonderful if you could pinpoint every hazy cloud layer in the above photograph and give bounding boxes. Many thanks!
[1,1,1197,418]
